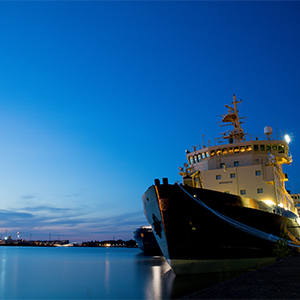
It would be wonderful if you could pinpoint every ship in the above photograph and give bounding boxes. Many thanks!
[134,226,162,255]
[142,94,300,275]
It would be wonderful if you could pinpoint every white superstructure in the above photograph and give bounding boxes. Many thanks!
[291,194,300,215]
[180,95,295,213]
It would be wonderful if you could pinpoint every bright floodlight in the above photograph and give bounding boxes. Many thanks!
[285,134,291,144]
[263,199,275,206]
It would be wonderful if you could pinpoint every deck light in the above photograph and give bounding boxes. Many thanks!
[285,134,291,144]
[262,200,275,206]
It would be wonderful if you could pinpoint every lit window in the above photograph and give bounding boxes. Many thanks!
[216,175,221,180]
[222,148,228,155]
[240,190,246,195]
[257,188,263,194]
[230,173,235,178]
[246,145,252,152]
[278,144,285,154]
[234,161,239,167]
[211,150,215,157]
[228,148,234,154]
[234,147,239,153]
[240,146,245,153]
[255,170,261,176]
[216,149,221,156]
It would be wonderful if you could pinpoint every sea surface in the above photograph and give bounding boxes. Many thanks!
[0,246,237,299]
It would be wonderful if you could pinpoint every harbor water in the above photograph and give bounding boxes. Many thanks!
[0,246,238,299]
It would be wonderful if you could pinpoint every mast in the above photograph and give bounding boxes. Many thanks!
[221,94,245,142]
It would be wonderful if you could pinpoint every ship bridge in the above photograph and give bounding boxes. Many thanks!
[180,94,294,213]
[186,136,292,169]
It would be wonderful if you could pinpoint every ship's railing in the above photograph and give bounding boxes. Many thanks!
[186,132,285,153]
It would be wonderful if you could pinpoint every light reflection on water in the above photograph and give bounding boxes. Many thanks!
[0,248,7,299]
[104,258,110,295]
[0,247,237,299]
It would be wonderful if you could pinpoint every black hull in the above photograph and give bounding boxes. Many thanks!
[142,181,300,274]
[134,227,162,255]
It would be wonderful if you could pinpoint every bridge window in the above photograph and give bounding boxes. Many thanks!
[197,154,202,162]
[260,144,265,151]
[266,144,271,151]
[272,144,277,151]
[278,144,285,154]
[189,157,193,165]
[254,144,259,151]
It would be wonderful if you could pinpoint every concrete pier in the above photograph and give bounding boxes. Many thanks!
[182,256,300,299]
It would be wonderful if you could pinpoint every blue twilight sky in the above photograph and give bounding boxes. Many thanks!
[0,1,299,242]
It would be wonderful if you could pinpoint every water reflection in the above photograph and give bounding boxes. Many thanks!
[135,253,241,299]
[0,247,240,299]
[134,253,168,299]
[104,258,110,295]
[0,248,7,299]
[169,271,240,299]
[150,266,162,299]
[140,255,171,299]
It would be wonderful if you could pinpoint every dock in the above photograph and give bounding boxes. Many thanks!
[182,255,300,299]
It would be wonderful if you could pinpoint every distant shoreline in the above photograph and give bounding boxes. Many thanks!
[0,238,138,248]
